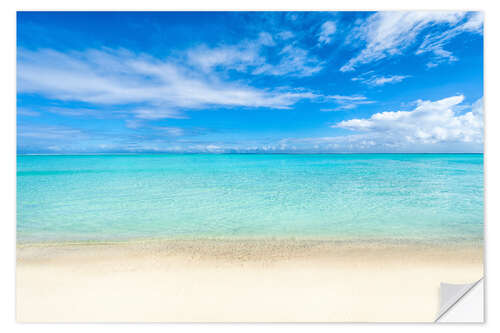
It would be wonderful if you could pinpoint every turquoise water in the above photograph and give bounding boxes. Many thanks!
[17,154,483,243]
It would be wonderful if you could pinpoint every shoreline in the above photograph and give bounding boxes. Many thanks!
[17,239,483,322]
[17,237,484,261]
[17,237,484,266]
[16,234,484,247]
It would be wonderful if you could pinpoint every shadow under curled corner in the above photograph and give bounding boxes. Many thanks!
[436,278,484,323]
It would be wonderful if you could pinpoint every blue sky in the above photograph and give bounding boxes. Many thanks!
[17,11,483,153]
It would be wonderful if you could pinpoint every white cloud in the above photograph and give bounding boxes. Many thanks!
[205,144,222,152]
[318,21,336,45]
[321,95,375,111]
[277,95,483,152]
[18,48,319,119]
[334,95,483,148]
[340,11,481,72]
[352,74,410,86]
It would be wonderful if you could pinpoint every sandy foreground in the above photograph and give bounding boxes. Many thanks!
[16,239,483,322]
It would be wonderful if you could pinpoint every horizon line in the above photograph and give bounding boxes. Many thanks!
[17,152,485,156]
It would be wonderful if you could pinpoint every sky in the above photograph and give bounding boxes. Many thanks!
[17,11,484,154]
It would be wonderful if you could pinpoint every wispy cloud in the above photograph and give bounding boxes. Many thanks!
[318,21,336,45]
[153,127,185,137]
[18,48,320,120]
[277,31,294,40]
[321,95,374,111]
[188,32,322,77]
[132,109,186,120]
[417,12,483,67]
[340,11,481,72]
[17,108,40,117]
[252,45,323,77]
[186,33,270,73]
[125,119,143,129]
[352,73,410,86]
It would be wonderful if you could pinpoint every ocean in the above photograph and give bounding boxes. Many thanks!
[17,154,484,244]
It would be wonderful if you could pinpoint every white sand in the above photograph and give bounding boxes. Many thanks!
[16,239,483,322]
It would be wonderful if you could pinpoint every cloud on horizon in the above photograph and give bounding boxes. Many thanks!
[333,95,483,148]
[277,95,482,153]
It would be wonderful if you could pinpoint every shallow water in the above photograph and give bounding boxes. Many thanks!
[17,154,483,243]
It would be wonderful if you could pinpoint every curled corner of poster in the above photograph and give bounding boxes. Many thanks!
[436,278,484,323]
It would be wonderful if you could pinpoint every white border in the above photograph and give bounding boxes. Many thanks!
[2,1,499,332]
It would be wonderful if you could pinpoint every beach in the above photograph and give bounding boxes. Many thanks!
[15,8,485,324]
[16,239,483,322]
[16,154,484,322]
